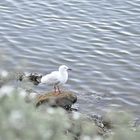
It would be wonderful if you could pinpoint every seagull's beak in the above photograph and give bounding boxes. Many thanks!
[68,68,72,71]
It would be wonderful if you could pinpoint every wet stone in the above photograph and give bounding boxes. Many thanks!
[35,91,77,110]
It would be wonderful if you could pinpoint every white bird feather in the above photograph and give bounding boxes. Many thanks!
[40,65,71,93]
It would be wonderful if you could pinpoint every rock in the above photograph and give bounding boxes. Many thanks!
[17,72,42,85]
[28,73,42,85]
[35,91,77,110]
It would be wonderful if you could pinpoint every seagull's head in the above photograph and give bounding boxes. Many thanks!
[59,65,72,72]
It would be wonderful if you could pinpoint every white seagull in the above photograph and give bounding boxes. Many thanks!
[40,65,72,94]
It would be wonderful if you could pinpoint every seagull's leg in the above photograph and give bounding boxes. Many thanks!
[57,86,61,94]
[54,85,57,93]
[54,84,60,95]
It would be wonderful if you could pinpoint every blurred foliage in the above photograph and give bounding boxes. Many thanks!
[0,92,71,140]
[0,87,140,140]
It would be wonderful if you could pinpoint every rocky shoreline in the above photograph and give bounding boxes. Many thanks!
[25,89,113,137]
[0,71,140,140]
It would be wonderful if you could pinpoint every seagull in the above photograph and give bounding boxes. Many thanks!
[40,65,72,94]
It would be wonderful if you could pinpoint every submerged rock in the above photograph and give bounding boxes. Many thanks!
[35,91,77,110]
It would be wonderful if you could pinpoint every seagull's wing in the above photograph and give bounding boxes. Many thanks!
[41,71,60,85]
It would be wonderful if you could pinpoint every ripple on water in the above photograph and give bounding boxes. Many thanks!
[0,0,140,115]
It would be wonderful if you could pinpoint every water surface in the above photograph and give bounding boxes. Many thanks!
[0,0,140,116]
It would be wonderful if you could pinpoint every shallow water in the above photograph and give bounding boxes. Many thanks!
[0,0,140,115]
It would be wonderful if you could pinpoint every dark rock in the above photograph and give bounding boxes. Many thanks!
[89,114,113,136]
[35,91,77,110]
[102,116,113,130]
[28,73,42,85]
[17,72,42,85]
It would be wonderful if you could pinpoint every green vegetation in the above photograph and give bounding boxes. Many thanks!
[0,87,140,140]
